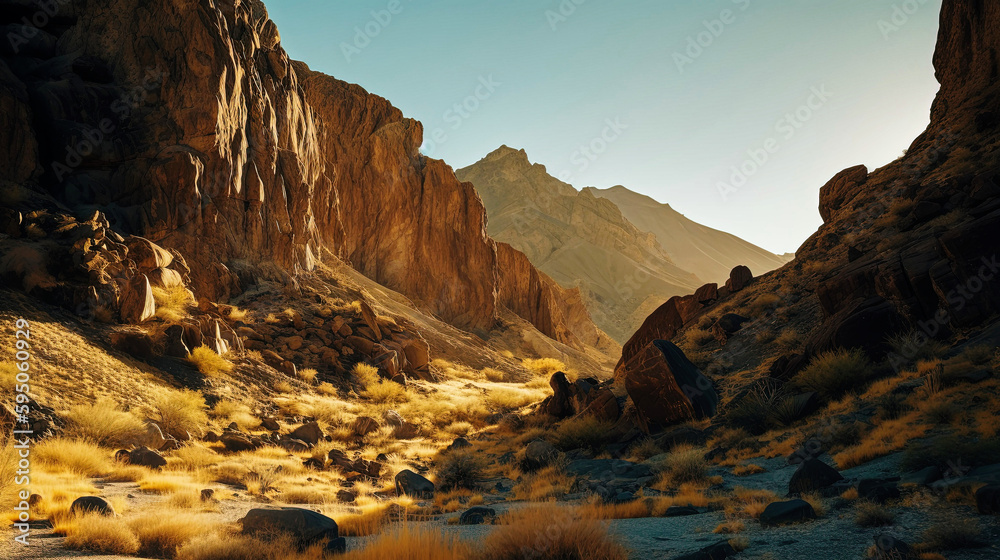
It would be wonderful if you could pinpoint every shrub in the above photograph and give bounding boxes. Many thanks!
[748,293,782,316]
[480,505,628,560]
[522,358,566,377]
[152,285,193,323]
[210,400,260,431]
[297,368,318,384]
[855,500,895,527]
[65,515,140,555]
[689,327,717,347]
[775,329,802,349]
[129,511,212,558]
[62,397,147,447]
[340,524,470,559]
[354,363,407,404]
[920,515,985,550]
[794,349,872,399]
[484,387,539,412]
[512,465,575,501]
[553,416,613,452]
[887,331,948,367]
[188,346,234,377]
[723,383,782,434]
[436,450,485,491]
[149,388,209,440]
[177,532,327,560]
[661,445,708,484]
[34,438,110,477]
[483,368,507,382]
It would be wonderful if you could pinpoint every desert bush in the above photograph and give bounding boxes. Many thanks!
[553,416,613,452]
[748,293,781,316]
[129,511,212,558]
[628,438,663,462]
[723,383,782,434]
[920,515,985,550]
[340,524,470,559]
[660,445,708,485]
[512,465,574,501]
[483,368,507,382]
[480,505,628,560]
[901,435,1000,472]
[0,361,17,395]
[65,515,140,555]
[209,400,260,431]
[34,438,110,476]
[177,532,327,560]
[297,368,318,384]
[689,327,717,347]
[794,349,872,399]
[188,346,234,377]
[436,450,485,491]
[355,363,408,404]
[854,500,895,527]
[62,397,147,447]
[775,329,802,349]
[149,388,208,440]
[874,393,911,421]
[484,386,540,412]
[522,358,566,377]
[887,331,948,367]
[152,285,193,323]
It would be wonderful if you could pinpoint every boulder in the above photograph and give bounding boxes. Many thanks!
[162,324,190,358]
[261,418,280,431]
[70,496,115,517]
[521,439,559,472]
[352,416,380,437]
[662,505,701,517]
[119,275,156,324]
[147,267,184,288]
[459,506,497,525]
[870,534,916,560]
[725,265,753,293]
[221,432,258,453]
[448,437,472,452]
[759,499,815,527]
[124,236,173,272]
[289,421,323,445]
[358,299,383,341]
[976,484,1000,514]
[818,164,868,223]
[858,479,901,504]
[240,508,341,551]
[615,340,718,433]
[395,469,434,497]
[278,437,311,453]
[125,446,167,469]
[788,458,844,495]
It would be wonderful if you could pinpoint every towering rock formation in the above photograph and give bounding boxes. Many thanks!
[0,0,604,351]
[458,146,701,341]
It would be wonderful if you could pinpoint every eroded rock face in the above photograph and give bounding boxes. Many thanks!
[0,0,601,350]
[615,340,718,433]
[819,165,869,224]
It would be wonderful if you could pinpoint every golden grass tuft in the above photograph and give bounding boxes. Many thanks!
[149,387,209,440]
[522,357,566,377]
[512,465,575,501]
[62,397,148,447]
[481,505,628,560]
[152,285,194,323]
[794,348,872,399]
[34,438,111,477]
[64,515,140,555]
[128,510,214,558]
[188,346,234,377]
[553,416,613,451]
[355,362,408,403]
[298,368,319,384]
[854,500,895,527]
[177,531,327,560]
[658,444,709,485]
[340,524,471,560]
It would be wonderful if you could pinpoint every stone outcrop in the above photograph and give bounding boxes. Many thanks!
[614,340,718,433]
[0,0,602,353]
[818,165,869,224]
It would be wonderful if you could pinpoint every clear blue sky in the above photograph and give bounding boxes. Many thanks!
[265,0,942,254]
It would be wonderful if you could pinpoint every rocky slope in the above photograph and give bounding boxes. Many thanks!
[0,0,605,354]
[457,147,702,342]
[610,0,1000,438]
[585,185,791,284]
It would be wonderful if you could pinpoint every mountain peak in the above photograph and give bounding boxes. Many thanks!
[485,145,530,163]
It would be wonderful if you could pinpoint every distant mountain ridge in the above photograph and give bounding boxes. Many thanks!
[457,146,788,342]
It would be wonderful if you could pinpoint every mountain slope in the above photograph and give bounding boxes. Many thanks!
[457,147,701,342]
[585,185,791,284]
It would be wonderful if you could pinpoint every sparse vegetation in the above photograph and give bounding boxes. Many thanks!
[522,357,566,377]
[152,285,194,323]
[436,450,485,491]
[480,505,628,560]
[62,397,147,447]
[65,515,141,555]
[187,346,234,377]
[552,416,613,452]
[149,388,209,440]
[920,515,985,550]
[794,349,873,399]
[855,500,895,527]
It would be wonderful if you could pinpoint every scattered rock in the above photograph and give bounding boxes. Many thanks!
[261,418,280,431]
[395,469,434,497]
[459,506,497,525]
[976,484,1000,514]
[200,489,215,501]
[521,439,559,472]
[221,432,258,453]
[448,437,472,452]
[240,508,342,552]
[672,540,738,560]
[289,421,323,445]
[337,489,357,503]
[858,479,901,504]
[662,506,701,517]
[352,416,380,437]
[759,499,816,527]
[788,458,843,495]
[870,534,916,560]
[70,496,115,517]
[123,446,167,469]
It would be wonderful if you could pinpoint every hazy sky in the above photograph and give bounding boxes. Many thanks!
[266,0,943,254]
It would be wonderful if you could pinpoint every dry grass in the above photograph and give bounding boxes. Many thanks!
[34,438,111,477]
[188,346,234,377]
[919,514,985,550]
[149,387,209,440]
[732,464,765,476]
[177,531,327,560]
[152,285,194,323]
[480,505,628,560]
[794,349,872,399]
[64,515,140,555]
[62,397,148,447]
[355,362,408,404]
[723,487,779,520]
[747,293,781,316]
[512,465,575,501]
[580,498,652,519]
[298,368,319,384]
[483,386,545,412]
[714,520,745,534]
[210,400,260,431]
[341,524,471,560]
[657,444,708,485]
[855,500,895,527]
[522,358,566,377]
[436,450,486,491]
[129,510,214,557]
[553,416,613,451]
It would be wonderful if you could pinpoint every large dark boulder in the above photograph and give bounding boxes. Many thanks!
[858,479,901,504]
[788,458,844,495]
[725,265,754,293]
[459,506,497,525]
[289,421,323,445]
[240,508,342,551]
[818,164,868,223]
[70,496,115,517]
[124,446,167,469]
[976,484,1000,514]
[759,499,816,527]
[521,439,559,471]
[615,340,718,433]
[395,469,434,497]
[672,540,738,560]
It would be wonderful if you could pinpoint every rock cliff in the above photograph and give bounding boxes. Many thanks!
[0,0,603,351]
